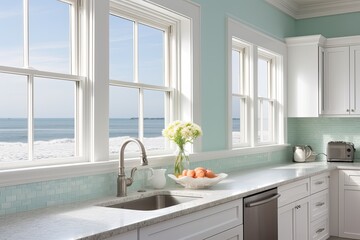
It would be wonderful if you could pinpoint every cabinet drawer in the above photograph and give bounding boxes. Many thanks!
[278,178,310,207]
[139,199,243,240]
[310,189,329,222]
[310,215,329,240]
[310,173,329,194]
[343,170,360,186]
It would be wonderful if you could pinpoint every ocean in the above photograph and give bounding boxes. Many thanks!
[0,118,241,143]
[0,118,166,143]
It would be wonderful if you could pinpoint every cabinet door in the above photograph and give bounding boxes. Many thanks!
[279,203,294,240]
[294,198,310,240]
[139,199,243,240]
[350,45,360,114]
[322,47,350,115]
[278,197,310,240]
[339,170,360,239]
[205,225,243,240]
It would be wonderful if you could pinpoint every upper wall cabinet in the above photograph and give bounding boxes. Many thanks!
[287,35,360,117]
[322,43,360,116]
[286,35,326,117]
[321,47,350,115]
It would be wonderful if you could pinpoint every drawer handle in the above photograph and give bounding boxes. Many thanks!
[316,228,325,234]
[315,181,324,185]
[316,202,325,207]
[245,194,281,207]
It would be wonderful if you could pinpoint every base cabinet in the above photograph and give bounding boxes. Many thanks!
[339,170,360,239]
[139,199,243,240]
[205,225,243,240]
[278,196,310,240]
[278,173,329,240]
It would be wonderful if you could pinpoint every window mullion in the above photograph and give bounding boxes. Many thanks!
[28,75,34,160]
[134,21,139,83]
[23,0,29,68]
[139,88,144,140]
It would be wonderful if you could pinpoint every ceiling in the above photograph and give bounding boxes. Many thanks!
[266,0,360,19]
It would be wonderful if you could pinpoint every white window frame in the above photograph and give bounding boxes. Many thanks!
[231,39,251,148]
[0,0,86,170]
[227,18,286,150]
[257,50,276,145]
[109,3,176,158]
[107,0,202,160]
[0,0,201,185]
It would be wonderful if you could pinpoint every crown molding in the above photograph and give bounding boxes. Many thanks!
[266,0,360,19]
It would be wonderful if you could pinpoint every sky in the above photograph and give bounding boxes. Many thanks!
[0,0,267,122]
[0,0,165,119]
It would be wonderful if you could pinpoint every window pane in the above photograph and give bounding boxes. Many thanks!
[109,86,139,155]
[232,96,246,145]
[232,96,241,145]
[232,50,240,94]
[258,100,273,143]
[138,23,165,86]
[0,0,23,67]
[0,73,28,162]
[34,78,75,160]
[144,90,165,151]
[29,0,71,73]
[258,58,269,98]
[109,15,134,82]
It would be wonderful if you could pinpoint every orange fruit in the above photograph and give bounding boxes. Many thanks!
[205,170,216,178]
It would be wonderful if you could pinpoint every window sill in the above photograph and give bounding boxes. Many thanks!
[0,144,290,187]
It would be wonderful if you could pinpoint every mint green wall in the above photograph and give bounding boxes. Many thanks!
[295,12,360,38]
[0,1,297,216]
[289,13,360,158]
[288,118,360,161]
[192,0,295,151]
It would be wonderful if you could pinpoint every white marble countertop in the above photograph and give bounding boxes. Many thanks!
[1,161,359,240]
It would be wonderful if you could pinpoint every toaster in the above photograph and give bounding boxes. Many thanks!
[327,141,356,162]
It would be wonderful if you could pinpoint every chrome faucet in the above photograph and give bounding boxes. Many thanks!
[117,138,148,197]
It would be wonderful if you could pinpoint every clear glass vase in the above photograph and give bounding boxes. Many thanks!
[174,146,190,177]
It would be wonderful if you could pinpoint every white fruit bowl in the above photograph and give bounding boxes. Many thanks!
[168,173,228,189]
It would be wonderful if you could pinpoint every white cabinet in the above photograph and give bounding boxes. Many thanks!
[322,47,350,115]
[205,225,243,240]
[278,173,330,240]
[278,196,310,240]
[322,45,360,115]
[339,170,360,239]
[350,45,360,114]
[139,199,243,240]
[286,35,325,117]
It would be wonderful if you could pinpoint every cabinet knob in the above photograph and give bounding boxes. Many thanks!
[315,181,324,185]
[346,109,350,112]
[352,109,355,112]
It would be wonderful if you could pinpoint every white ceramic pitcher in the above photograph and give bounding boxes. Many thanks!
[148,168,167,189]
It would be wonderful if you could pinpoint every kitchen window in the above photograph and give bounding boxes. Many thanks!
[257,52,276,144]
[108,0,199,159]
[0,0,83,166]
[231,40,250,147]
[228,18,285,149]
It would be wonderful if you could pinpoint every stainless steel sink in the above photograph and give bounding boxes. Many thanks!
[104,194,202,211]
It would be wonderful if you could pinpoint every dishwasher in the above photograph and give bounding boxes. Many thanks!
[243,188,280,240]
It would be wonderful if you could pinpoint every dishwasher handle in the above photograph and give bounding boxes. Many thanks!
[245,193,281,208]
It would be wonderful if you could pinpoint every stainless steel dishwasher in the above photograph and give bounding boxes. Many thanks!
[243,188,280,240]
